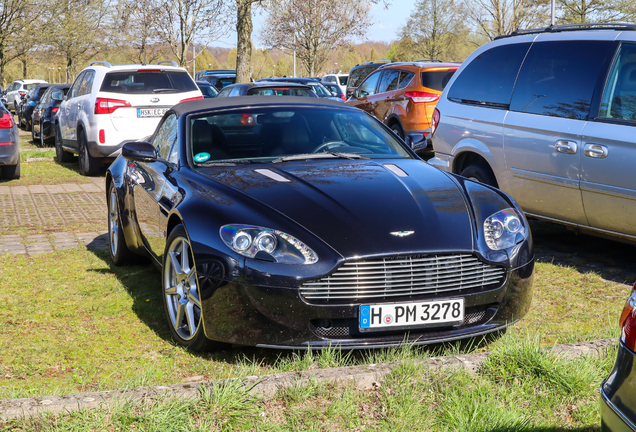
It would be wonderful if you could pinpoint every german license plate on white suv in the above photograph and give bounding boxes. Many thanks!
[137,108,168,118]
[359,298,464,330]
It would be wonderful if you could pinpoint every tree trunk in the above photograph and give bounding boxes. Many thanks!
[21,58,27,79]
[0,48,5,88]
[236,0,253,83]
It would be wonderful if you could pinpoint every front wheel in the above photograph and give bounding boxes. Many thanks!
[162,225,224,352]
[55,126,73,163]
[460,163,498,188]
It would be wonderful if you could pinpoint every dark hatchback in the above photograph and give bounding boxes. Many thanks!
[602,281,636,431]
[196,81,218,98]
[32,84,70,146]
[258,77,339,101]
[18,84,50,131]
[106,97,534,350]
[0,105,20,179]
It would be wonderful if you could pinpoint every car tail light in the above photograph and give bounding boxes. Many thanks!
[340,94,346,101]
[0,111,14,128]
[51,107,59,113]
[18,91,27,95]
[240,114,255,125]
[95,98,131,114]
[405,91,439,103]
[99,129,105,144]
[431,108,440,137]
[0,142,12,145]
[179,96,204,103]
[620,282,636,351]
[138,69,161,72]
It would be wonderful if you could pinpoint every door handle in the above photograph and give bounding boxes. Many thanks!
[77,103,81,109]
[584,144,608,158]
[555,140,577,155]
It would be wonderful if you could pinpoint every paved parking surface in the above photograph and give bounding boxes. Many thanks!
[0,177,108,255]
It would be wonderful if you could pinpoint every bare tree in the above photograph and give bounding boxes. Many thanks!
[466,0,549,40]
[152,0,232,68]
[43,0,113,76]
[0,0,34,85]
[260,0,373,76]
[557,0,636,23]
[402,0,469,60]
[117,0,165,64]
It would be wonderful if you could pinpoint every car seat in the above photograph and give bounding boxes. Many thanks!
[191,120,230,161]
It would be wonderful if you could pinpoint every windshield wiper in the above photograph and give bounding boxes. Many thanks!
[272,152,369,163]
[152,88,177,93]
[200,159,262,166]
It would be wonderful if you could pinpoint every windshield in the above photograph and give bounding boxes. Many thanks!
[100,71,197,94]
[190,107,411,165]
[307,83,331,97]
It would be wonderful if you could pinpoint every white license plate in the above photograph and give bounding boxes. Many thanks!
[359,298,464,330]
[137,108,168,118]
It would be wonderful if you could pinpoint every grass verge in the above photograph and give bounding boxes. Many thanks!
[0,333,616,431]
[0,160,103,186]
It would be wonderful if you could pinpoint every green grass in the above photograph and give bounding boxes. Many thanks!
[0,160,102,186]
[0,245,628,403]
[0,334,616,431]
[20,149,56,161]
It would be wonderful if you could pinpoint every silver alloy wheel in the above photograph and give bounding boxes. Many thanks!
[164,236,201,341]
[40,122,45,147]
[108,187,119,257]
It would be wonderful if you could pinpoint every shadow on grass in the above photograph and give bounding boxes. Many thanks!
[530,219,636,285]
[85,246,500,369]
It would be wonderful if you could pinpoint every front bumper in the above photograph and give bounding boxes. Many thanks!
[601,341,636,431]
[199,260,534,349]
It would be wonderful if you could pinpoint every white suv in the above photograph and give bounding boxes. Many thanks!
[4,79,48,112]
[55,61,203,175]
[321,73,348,95]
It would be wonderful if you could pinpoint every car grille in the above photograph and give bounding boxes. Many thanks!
[300,254,506,303]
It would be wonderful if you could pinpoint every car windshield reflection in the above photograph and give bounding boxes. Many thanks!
[189,107,411,165]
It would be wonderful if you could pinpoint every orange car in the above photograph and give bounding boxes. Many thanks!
[346,61,458,146]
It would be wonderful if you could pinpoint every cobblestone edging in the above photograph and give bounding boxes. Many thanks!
[0,338,617,421]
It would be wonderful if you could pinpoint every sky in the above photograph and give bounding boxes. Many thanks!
[214,0,419,48]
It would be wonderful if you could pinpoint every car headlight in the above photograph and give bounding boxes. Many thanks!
[220,224,318,264]
[484,208,527,250]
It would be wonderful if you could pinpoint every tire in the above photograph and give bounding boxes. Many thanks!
[31,127,36,145]
[108,182,135,265]
[390,122,405,140]
[460,163,498,188]
[17,112,23,129]
[2,159,20,180]
[24,118,31,132]
[55,125,73,163]
[77,129,99,176]
[162,225,224,352]
[40,122,46,147]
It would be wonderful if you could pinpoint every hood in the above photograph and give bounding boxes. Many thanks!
[199,159,474,258]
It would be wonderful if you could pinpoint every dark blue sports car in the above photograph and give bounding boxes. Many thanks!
[106,97,534,350]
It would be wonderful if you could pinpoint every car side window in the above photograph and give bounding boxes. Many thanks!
[68,72,86,99]
[217,87,231,97]
[599,43,636,122]
[510,40,616,120]
[357,71,382,97]
[41,89,51,104]
[448,43,530,108]
[80,71,95,96]
[153,113,178,160]
[377,69,400,93]
[397,72,414,90]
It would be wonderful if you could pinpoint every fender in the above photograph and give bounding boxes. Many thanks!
[451,137,511,194]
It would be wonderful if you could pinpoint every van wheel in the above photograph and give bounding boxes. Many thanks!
[55,126,73,163]
[460,164,498,188]
[78,129,99,176]
[390,123,404,140]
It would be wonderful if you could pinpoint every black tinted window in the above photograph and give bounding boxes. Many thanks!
[377,70,400,93]
[448,43,530,108]
[510,41,615,120]
[421,70,457,91]
[397,72,414,90]
[349,64,386,89]
[100,71,197,94]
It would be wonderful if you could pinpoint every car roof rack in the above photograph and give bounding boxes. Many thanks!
[495,22,636,39]
[89,61,112,68]
[413,59,443,62]
[354,60,392,66]
[157,60,179,67]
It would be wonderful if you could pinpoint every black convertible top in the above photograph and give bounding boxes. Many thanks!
[173,95,354,117]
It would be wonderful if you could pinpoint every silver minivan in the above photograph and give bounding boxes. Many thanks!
[430,24,636,243]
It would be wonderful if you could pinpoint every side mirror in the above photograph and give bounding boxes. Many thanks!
[352,88,360,99]
[51,90,64,101]
[331,91,338,97]
[406,133,426,150]
[122,141,157,162]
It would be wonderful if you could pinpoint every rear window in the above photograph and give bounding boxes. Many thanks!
[339,76,348,86]
[100,71,197,94]
[24,84,40,90]
[246,87,314,96]
[421,70,457,91]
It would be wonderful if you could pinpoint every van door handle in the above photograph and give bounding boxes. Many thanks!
[584,144,608,158]
[77,103,81,109]
[555,140,577,154]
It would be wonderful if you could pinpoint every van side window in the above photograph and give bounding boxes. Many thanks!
[510,40,616,120]
[448,43,530,108]
[599,43,636,122]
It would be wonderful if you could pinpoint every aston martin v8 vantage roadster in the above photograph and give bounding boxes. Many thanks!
[106,97,534,350]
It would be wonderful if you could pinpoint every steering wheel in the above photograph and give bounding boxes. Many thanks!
[313,141,348,153]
